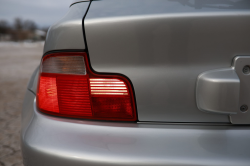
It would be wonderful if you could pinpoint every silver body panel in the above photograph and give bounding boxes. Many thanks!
[22,1,250,165]
[231,56,250,124]
[196,56,250,124]
[196,68,239,115]
[27,66,39,94]
[85,0,250,123]
[22,91,250,166]
[71,0,90,7]
[44,2,89,54]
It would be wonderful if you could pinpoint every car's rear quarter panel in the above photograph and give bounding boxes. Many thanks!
[44,2,89,53]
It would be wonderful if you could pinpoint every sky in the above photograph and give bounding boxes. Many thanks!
[0,0,73,28]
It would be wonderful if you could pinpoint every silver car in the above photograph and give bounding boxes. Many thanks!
[21,0,250,165]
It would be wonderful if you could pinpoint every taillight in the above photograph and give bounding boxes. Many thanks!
[37,52,137,121]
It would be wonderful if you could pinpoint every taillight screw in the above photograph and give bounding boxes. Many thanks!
[243,65,250,74]
[240,105,248,113]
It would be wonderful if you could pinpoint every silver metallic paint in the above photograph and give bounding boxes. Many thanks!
[43,2,89,54]
[27,67,39,94]
[21,91,250,166]
[85,0,250,122]
[230,56,250,124]
[196,68,239,115]
[22,1,250,165]
[71,0,90,7]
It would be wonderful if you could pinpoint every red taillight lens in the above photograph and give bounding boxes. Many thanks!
[38,75,59,113]
[37,52,137,121]
[90,78,133,119]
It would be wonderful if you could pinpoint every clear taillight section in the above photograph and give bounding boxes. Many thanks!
[42,55,86,74]
[37,52,137,121]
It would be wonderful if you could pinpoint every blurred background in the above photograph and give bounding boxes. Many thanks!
[0,0,72,42]
[0,0,72,165]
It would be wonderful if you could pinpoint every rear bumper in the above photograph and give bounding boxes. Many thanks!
[21,90,250,166]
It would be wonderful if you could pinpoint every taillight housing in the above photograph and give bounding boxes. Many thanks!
[36,52,137,121]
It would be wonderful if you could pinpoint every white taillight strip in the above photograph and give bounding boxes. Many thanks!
[91,93,128,95]
[90,87,127,89]
[91,90,128,92]
[90,84,126,87]
[90,82,124,84]
[89,79,120,81]
[89,78,129,95]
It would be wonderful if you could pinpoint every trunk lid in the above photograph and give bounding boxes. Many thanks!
[84,0,250,122]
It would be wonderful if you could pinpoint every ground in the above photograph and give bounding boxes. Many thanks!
[0,42,43,166]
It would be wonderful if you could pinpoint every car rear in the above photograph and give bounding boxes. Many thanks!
[21,0,250,166]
